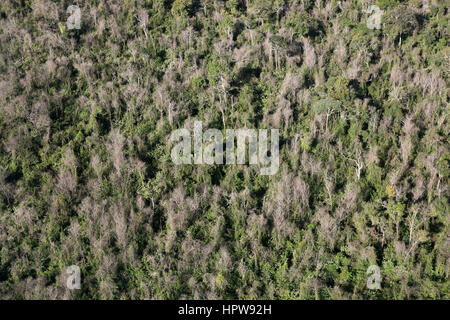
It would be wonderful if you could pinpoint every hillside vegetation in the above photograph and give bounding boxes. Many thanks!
[0,0,448,299]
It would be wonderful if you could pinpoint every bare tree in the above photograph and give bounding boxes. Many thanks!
[344,150,364,180]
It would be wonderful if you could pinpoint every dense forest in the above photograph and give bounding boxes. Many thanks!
[0,0,448,299]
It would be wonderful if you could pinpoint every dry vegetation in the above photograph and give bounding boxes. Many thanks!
[0,0,448,299]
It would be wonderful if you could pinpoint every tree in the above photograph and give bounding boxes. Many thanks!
[383,5,419,45]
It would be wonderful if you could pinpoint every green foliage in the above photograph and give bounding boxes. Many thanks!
[383,5,420,42]
[0,0,448,300]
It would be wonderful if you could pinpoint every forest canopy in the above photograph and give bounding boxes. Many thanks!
[0,0,448,299]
